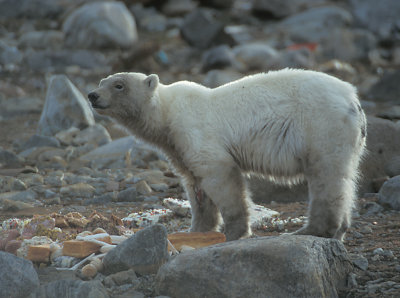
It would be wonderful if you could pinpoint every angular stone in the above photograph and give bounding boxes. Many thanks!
[37,75,95,136]
[103,224,169,275]
[63,1,138,49]
[0,251,40,298]
[156,236,352,298]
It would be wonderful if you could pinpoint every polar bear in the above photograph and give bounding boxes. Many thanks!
[88,69,366,241]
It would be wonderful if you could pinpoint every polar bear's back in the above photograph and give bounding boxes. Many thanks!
[163,69,364,180]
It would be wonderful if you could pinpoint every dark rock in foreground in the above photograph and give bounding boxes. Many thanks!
[103,224,169,275]
[156,235,352,298]
[0,251,40,298]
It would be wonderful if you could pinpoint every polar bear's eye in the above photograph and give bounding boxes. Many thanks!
[115,84,124,90]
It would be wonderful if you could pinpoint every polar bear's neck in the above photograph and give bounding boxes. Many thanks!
[115,86,173,153]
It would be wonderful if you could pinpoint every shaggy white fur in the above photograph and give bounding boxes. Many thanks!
[89,69,367,241]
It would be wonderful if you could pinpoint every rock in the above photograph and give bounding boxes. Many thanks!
[203,69,242,88]
[24,49,111,72]
[252,0,327,19]
[350,0,400,41]
[54,127,80,145]
[103,224,169,275]
[202,45,233,71]
[0,190,40,205]
[162,0,198,17]
[131,4,168,32]
[19,134,60,152]
[60,183,95,198]
[0,147,23,168]
[37,75,95,136]
[1,199,34,211]
[232,43,279,71]
[156,236,352,297]
[72,123,111,146]
[0,251,40,298]
[0,96,43,118]
[378,176,400,210]
[36,279,109,298]
[135,180,153,195]
[368,70,400,102]
[103,269,137,287]
[0,0,64,18]
[199,0,234,9]
[352,255,369,271]
[79,136,151,170]
[377,106,400,120]
[5,240,22,255]
[150,183,169,192]
[19,30,64,49]
[0,41,23,70]
[163,198,191,217]
[117,187,140,202]
[277,6,353,43]
[180,9,225,49]
[63,1,138,49]
[278,47,315,69]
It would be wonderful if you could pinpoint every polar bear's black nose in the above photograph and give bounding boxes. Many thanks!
[88,92,99,105]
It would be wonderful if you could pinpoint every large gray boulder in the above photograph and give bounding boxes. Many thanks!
[37,75,95,136]
[0,251,40,298]
[63,1,138,49]
[156,235,352,298]
[378,176,400,210]
[103,224,169,275]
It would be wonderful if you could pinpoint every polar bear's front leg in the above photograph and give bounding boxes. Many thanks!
[199,164,251,241]
[183,181,220,233]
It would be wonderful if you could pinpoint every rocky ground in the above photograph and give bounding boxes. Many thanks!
[1,0,400,297]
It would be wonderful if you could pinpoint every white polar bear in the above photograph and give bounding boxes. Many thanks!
[88,69,366,241]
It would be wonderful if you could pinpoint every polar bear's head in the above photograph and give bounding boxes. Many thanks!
[88,72,159,118]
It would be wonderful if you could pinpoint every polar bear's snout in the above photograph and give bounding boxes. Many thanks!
[88,92,99,105]
[88,91,109,109]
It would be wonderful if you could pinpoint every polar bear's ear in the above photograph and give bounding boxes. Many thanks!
[144,74,159,91]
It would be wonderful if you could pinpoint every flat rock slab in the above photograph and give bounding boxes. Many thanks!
[156,235,352,298]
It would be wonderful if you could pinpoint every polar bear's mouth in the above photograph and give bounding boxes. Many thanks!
[88,92,109,109]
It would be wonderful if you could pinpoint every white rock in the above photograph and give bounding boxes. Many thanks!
[37,75,95,136]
